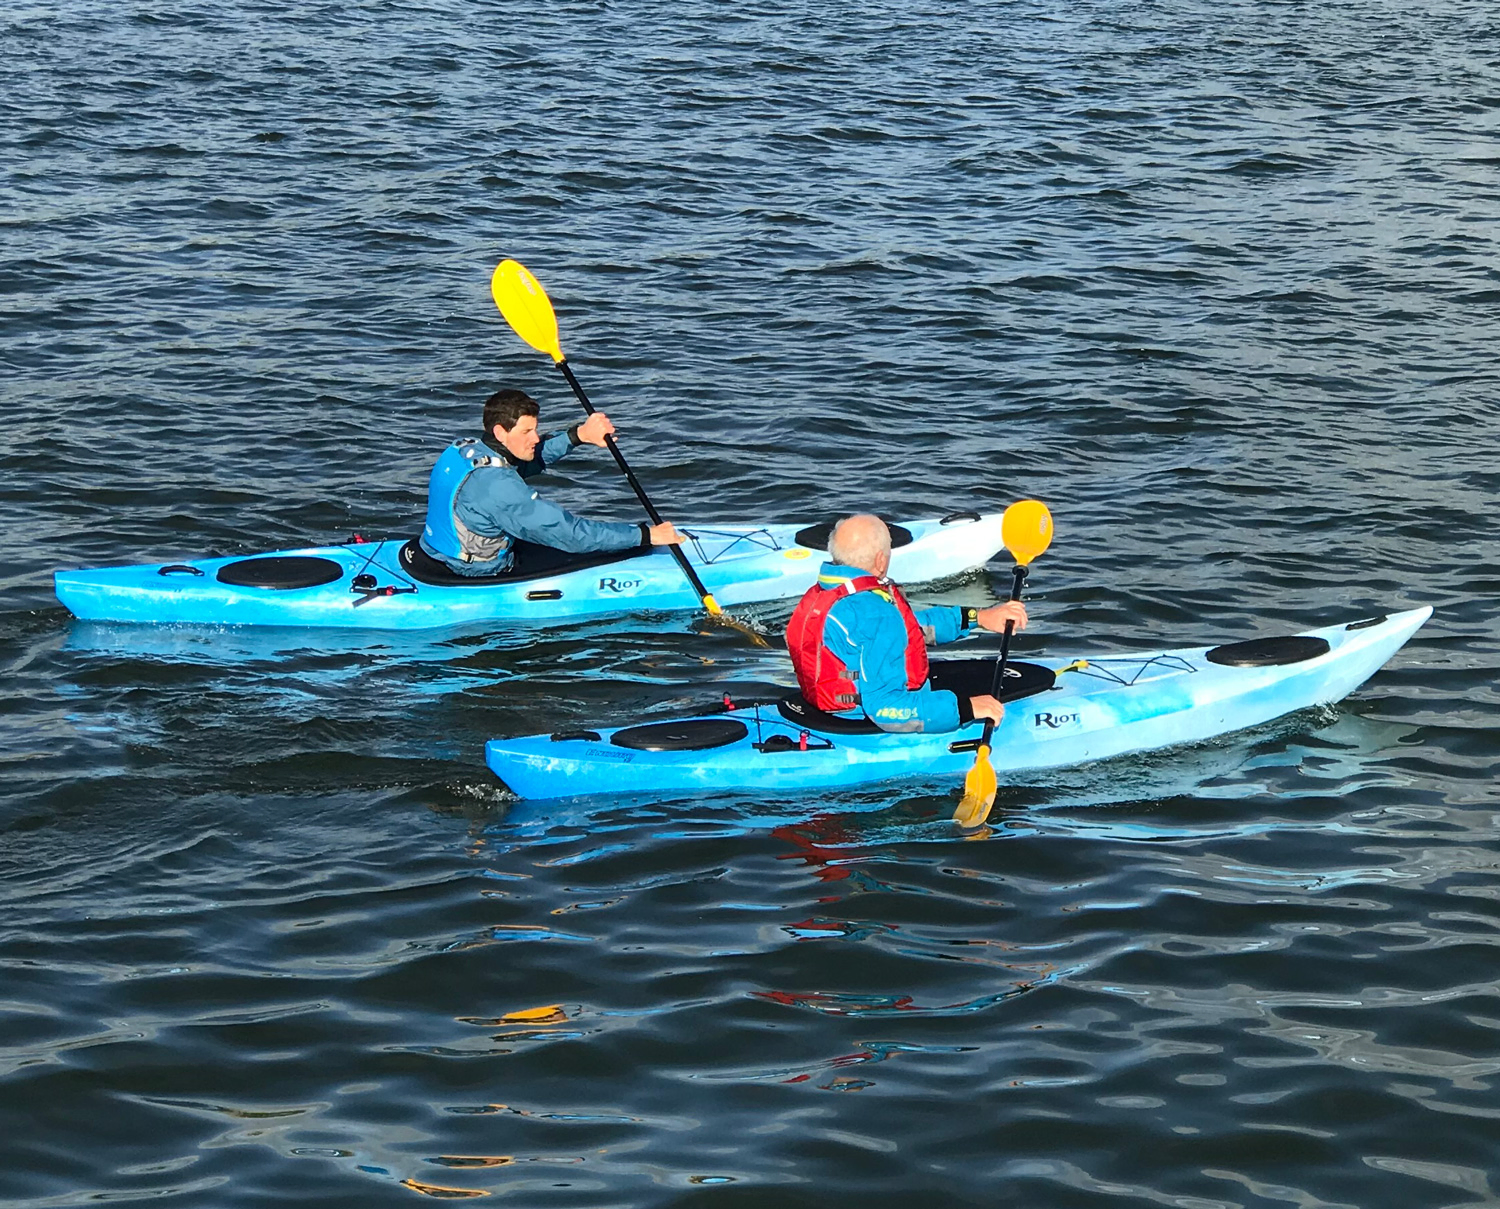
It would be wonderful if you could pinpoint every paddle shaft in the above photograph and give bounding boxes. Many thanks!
[553,358,717,605]
[977,563,1029,749]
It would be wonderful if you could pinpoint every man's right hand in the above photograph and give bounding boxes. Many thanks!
[649,521,684,546]
[976,602,1028,633]
[969,694,1004,725]
[576,412,616,447]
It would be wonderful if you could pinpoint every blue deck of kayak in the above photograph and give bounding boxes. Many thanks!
[485,607,1431,801]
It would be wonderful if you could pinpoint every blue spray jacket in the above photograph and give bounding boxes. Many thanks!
[420,429,646,576]
[815,562,975,733]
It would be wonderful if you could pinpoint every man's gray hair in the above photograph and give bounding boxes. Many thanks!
[828,514,891,574]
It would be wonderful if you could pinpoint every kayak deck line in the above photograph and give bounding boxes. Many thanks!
[53,512,1006,632]
[484,607,1432,801]
[1062,653,1198,686]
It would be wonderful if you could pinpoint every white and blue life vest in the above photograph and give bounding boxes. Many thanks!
[421,439,512,567]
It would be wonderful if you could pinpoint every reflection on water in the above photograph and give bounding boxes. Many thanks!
[5,0,1500,1203]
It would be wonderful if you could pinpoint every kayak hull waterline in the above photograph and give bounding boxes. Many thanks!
[53,513,1003,631]
[485,607,1431,800]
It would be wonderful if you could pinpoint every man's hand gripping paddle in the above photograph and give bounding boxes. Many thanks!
[489,259,767,646]
[953,499,1054,830]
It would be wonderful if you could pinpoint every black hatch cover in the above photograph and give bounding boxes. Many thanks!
[216,556,344,590]
[1206,636,1331,667]
[610,718,749,751]
[793,519,913,551]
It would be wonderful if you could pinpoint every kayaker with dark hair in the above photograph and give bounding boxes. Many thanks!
[420,388,682,577]
[785,513,1027,733]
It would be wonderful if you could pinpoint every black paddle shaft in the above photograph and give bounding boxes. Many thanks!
[553,359,715,602]
[978,562,1029,746]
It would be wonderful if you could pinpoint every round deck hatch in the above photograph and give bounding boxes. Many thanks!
[216,556,344,590]
[610,719,749,751]
[793,519,913,551]
[1205,636,1331,667]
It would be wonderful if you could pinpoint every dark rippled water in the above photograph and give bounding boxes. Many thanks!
[4,2,1499,1205]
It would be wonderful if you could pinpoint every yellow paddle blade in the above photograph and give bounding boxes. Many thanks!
[725,616,771,648]
[491,259,564,362]
[1001,499,1053,566]
[710,605,772,648]
[953,744,997,828]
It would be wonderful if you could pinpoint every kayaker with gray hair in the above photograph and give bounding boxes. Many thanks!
[785,513,1027,733]
[420,388,682,577]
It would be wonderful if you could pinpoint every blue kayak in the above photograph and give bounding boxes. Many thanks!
[484,607,1430,800]
[52,512,1002,631]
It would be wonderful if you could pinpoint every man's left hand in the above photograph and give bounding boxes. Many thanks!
[576,412,616,447]
[976,602,1028,633]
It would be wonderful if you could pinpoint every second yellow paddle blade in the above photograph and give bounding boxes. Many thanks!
[954,746,998,828]
[1001,499,1053,566]
[491,259,564,362]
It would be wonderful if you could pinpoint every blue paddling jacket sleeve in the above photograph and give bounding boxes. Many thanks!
[822,592,973,734]
[454,431,647,555]
[525,429,580,477]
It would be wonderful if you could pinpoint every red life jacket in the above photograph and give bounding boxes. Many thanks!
[786,574,929,712]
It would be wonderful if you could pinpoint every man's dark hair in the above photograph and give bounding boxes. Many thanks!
[483,389,540,433]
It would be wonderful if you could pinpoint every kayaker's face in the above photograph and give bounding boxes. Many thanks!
[494,415,540,461]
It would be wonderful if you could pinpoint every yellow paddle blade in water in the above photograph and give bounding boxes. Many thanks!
[1001,499,1053,566]
[491,259,565,363]
[953,744,997,829]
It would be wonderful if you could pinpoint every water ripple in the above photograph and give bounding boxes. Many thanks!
[4,0,1500,1204]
